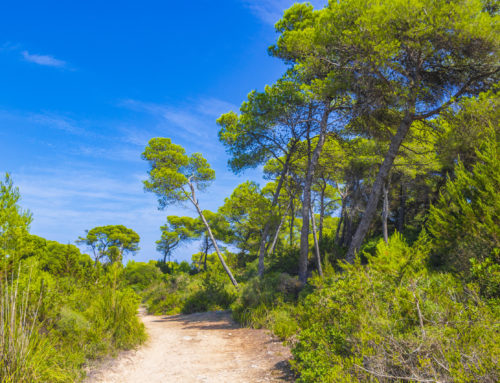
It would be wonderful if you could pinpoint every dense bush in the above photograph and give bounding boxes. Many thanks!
[292,234,500,383]
[124,260,163,291]
[231,272,302,339]
[428,138,500,281]
[0,175,146,382]
[142,259,237,315]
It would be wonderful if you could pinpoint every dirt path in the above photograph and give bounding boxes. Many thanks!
[85,309,294,383]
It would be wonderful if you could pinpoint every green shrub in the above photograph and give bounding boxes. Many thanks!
[428,138,500,281]
[182,267,237,314]
[231,272,301,340]
[124,260,163,291]
[143,273,194,315]
[292,234,500,383]
[0,273,74,383]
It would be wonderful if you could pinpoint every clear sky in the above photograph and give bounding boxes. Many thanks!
[0,0,325,263]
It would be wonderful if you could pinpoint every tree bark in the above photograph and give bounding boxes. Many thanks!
[289,199,295,246]
[310,205,323,277]
[346,112,414,263]
[188,182,238,287]
[319,185,326,244]
[382,181,389,244]
[257,152,292,277]
[268,202,291,256]
[299,107,330,283]
[335,193,346,244]
[397,183,406,233]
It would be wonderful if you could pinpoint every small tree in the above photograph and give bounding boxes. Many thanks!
[0,173,32,272]
[156,215,203,272]
[427,135,500,275]
[77,224,140,264]
[142,137,238,286]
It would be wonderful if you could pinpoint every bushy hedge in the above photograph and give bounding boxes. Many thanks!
[292,234,499,383]
[141,262,237,315]
[1,244,146,382]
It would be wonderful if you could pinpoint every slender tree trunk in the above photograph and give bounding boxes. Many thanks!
[335,195,345,244]
[346,112,414,263]
[299,107,330,283]
[268,202,291,256]
[382,181,389,244]
[310,206,323,277]
[289,199,295,246]
[319,186,325,244]
[257,152,293,277]
[397,183,406,233]
[203,236,209,270]
[188,183,238,287]
[340,209,348,247]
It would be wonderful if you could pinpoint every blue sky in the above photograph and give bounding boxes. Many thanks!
[0,0,325,263]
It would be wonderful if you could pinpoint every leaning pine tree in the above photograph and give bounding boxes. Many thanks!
[142,137,238,287]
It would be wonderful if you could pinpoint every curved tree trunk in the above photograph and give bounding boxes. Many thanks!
[310,205,323,278]
[257,153,292,277]
[346,112,414,263]
[298,107,330,283]
[188,182,238,287]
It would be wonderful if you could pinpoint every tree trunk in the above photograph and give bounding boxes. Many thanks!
[346,113,414,263]
[299,107,330,283]
[268,202,291,256]
[397,183,406,233]
[257,152,292,277]
[188,182,238,287]
[310,206,323,277]
[319,185,325,244]
[382,181,389,244]
[289,199,295,246]
[203,235,210,271]
[335,195,345,244]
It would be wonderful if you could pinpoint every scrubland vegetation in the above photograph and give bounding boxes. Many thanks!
[0,176,146,382]
[1,0,499,382]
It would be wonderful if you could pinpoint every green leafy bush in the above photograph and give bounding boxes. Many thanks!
[124,260,163,291]
[231,272,301,339]
[292,234,500,383]
[428,138,500,279]
[182,267,237,314]
[0,271,74,383]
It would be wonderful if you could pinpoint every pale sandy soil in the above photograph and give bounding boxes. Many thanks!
[85,309,294,383]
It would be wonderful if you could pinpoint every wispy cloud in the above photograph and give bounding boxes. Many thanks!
[0,109,90,136]
[121,97,237,140]
[12,166,197,261]
[21,50,67,68]
[29,112,85,135]
[242,0,325,25]
[197,98,238,117]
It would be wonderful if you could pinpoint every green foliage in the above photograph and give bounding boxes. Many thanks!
[292,234,499,383]
[231,272,301,333]
[142,137,215,207]
[124,260,163,292]
[1,271,72,383]
[0,176,146,382]
[142,273,193,315]
[182,267,237,314]
[142,258,237,316]
[428,137,500,279]
[76,225,140,264]
[0,174,32,270]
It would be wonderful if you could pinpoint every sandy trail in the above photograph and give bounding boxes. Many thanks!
[85,309,294,383]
